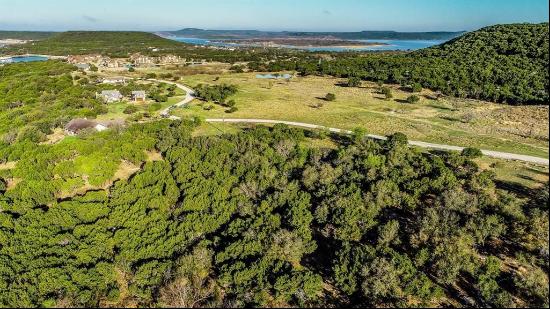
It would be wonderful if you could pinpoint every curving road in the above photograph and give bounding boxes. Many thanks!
[154,80,549,166]
[206,119,549,166]
[146,79,196,118]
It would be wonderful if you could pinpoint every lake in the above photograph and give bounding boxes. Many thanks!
[256,73,292,79]
[0,55,49,64]
[170,37,446,52]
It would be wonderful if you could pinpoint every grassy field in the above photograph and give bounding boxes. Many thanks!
[173,72,549,158]
[475,157,549,190]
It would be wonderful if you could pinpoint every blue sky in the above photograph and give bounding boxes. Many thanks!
[0,0,548,32]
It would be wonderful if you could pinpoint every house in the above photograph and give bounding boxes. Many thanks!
[158,55,183,65]
[106,59,127,68]
[74,63,90,71]
[67,54,103,64]
[131,91,147,102]
[64,119,97,136]
[130,53,156,67]
[65,118,124,135]
[95,56,127,68]
[102,77,127,85]
[98,119,126,130]
[99,90,123,103]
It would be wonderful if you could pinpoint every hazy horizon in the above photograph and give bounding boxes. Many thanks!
[0,0,548,33]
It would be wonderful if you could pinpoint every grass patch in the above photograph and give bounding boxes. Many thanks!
[173,73,548,158]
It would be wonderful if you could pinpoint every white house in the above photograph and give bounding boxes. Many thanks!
[131,91,147,102]
[102,77,127,85]
[99,90,123,103]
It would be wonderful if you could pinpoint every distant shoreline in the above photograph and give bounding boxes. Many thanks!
[217,38,390,48]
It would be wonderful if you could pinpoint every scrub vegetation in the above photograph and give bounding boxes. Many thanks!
[0,22,548,309]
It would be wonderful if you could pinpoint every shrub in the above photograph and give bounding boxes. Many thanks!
[388,132,408,146]
[148,103,162,112]
[462,147,483,159]
[406,95,420,104]
[151,94,168,103]
[381,87,393,100]
[123,105,139,114]
[412,83,422,93]
[325,93,336,101]
[347,76,361,87]
[227,107,238,113]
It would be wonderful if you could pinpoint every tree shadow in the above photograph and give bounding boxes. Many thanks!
[394,99,411,104]
[493,179,533,198]
[429,103,456,111]
[335,82,368,89]
[525,167,549,176]
[439,116,463,123]
[308,104,324,109]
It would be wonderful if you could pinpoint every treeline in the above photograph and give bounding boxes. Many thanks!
[0,31,57,40]
[249,23,549,105]
[0,120,547,307]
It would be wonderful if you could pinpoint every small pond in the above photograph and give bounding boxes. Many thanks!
[256,73,292,79]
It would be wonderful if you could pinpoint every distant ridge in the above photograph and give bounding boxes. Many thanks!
[167,28,464,40]
[1,31,188,56]
[0,31,57,40]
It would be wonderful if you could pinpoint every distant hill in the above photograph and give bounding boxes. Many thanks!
[1,31,189,56]
[169,28,464,40]
[0,31,57,40]
[411,23,549,104]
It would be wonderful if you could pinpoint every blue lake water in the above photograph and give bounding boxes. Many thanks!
[170,37,446,52]
[256,73,292,79]
[0,56,49,64]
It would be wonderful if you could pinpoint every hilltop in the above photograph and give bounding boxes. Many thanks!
[1,31,189,56]
[0,31,57,40]
[411,23,549,104]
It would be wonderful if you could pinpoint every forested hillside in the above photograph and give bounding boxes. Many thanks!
[1,31,188,57]
[252,23,549,105]
[0,120,548,308]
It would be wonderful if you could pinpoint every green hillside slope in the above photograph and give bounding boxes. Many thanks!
[0,31,57,40]
[413,23,549,104]
[1,31,189,57]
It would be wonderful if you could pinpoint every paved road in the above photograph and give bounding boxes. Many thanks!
[146,79,196,117]
[206,118,549,166]
[155,81,548,166]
